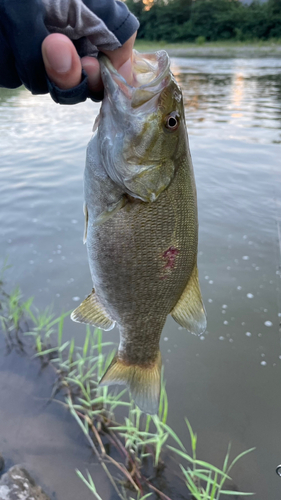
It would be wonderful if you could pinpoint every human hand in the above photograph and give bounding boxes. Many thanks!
[41,31,137,94]
[0,0,139,103]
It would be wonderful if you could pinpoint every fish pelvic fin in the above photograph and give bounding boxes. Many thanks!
[71,290,115,331]
[171,264,207,335]
[99,352,162,415]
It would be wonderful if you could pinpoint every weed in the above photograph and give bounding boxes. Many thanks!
[0,275,255,500]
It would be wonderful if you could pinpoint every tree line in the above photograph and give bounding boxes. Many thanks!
[126,0,281,42]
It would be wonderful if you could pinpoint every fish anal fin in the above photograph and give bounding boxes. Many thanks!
[99,352,162,415]
[71,290,115,331]
[171,265,207,336]
[83,203,88,244]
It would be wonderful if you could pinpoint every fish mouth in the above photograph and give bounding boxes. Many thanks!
[99,50,171,107]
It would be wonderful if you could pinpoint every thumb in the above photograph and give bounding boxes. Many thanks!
[42,34,82,90]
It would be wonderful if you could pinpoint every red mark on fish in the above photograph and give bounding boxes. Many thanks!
[162,246,179,273]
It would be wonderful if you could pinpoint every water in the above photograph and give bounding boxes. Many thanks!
[0,57,281,499]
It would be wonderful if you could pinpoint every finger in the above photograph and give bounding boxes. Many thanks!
[42,34,82,90]
[81,56,103,94]
[101,32,137,84]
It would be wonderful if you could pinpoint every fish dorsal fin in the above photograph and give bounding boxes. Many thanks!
[83,203,88,244]
[99,352,162,415]
[171,265,207,335]
[71,290,115,331]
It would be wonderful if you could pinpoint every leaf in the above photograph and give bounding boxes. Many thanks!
[227,447,256,474]
[163,423,186,451]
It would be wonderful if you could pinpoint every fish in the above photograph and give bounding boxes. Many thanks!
[71,50,206,415]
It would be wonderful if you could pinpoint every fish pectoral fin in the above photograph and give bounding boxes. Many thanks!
[83,203,88,244]
[99,352,162,415]
[71,290,115,331]
[171,265,207,336]
[93,196,128,227]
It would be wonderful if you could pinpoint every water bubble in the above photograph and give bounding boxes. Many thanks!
[237,286,242,290]
[242,322,245,325]
[247,293,254,298]
[56,293,60,297]
[222,304,228,309]
[178,326,183,330]
[208,298,213,303]
[243,235,248,239]
[223,321,228,325]
[261,353,265,357]
[32,218,38,223]
[222,310,226,314]
[229,339,234,343]
[279,355,281,360]
[72,296,80,302]
[48,259,53,263]
[29,260,34,264]
[261,361,267,366]
[258,333,262,337]
[61,256,66,260]
[219,336,224,340]
[57,244,62,249]
[71,219,78,224]
[278,313,281,318]
[255,267,260,271]
[167,349,171,353]
[164,337,168,341]
[200,336,205,340]
[248,241,253,245]
[8,239,12,243]
[264,321,273,327]
[263,309,268,312]
[227,266,231,270]
[205,276,209,280]
[245,332,252,337]
[242,256,249,260]
[209,280,213,284]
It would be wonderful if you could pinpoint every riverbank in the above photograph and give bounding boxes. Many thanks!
[134,40,281,58]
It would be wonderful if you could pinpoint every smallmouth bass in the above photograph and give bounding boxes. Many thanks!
[71,51,206,415]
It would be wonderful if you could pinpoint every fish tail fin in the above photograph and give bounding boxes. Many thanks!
[99,352,162,415]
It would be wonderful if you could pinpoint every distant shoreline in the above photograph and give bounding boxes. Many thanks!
[134,40,281,58]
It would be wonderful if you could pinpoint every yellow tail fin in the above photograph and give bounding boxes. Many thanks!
[99,352,162,415]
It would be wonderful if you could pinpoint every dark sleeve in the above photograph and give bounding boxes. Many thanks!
[0,0,49,93]
[82,0,139,45]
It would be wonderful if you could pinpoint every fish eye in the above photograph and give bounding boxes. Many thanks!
[165,112,180,131]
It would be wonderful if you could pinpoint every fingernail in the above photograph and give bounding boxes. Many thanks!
[118,58,133,85]
[44,42,72,74]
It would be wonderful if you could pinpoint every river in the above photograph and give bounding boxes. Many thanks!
[0,56,281,499]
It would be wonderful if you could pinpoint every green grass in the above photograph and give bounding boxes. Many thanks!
[0,270,255,500]
[134,39,281,57]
